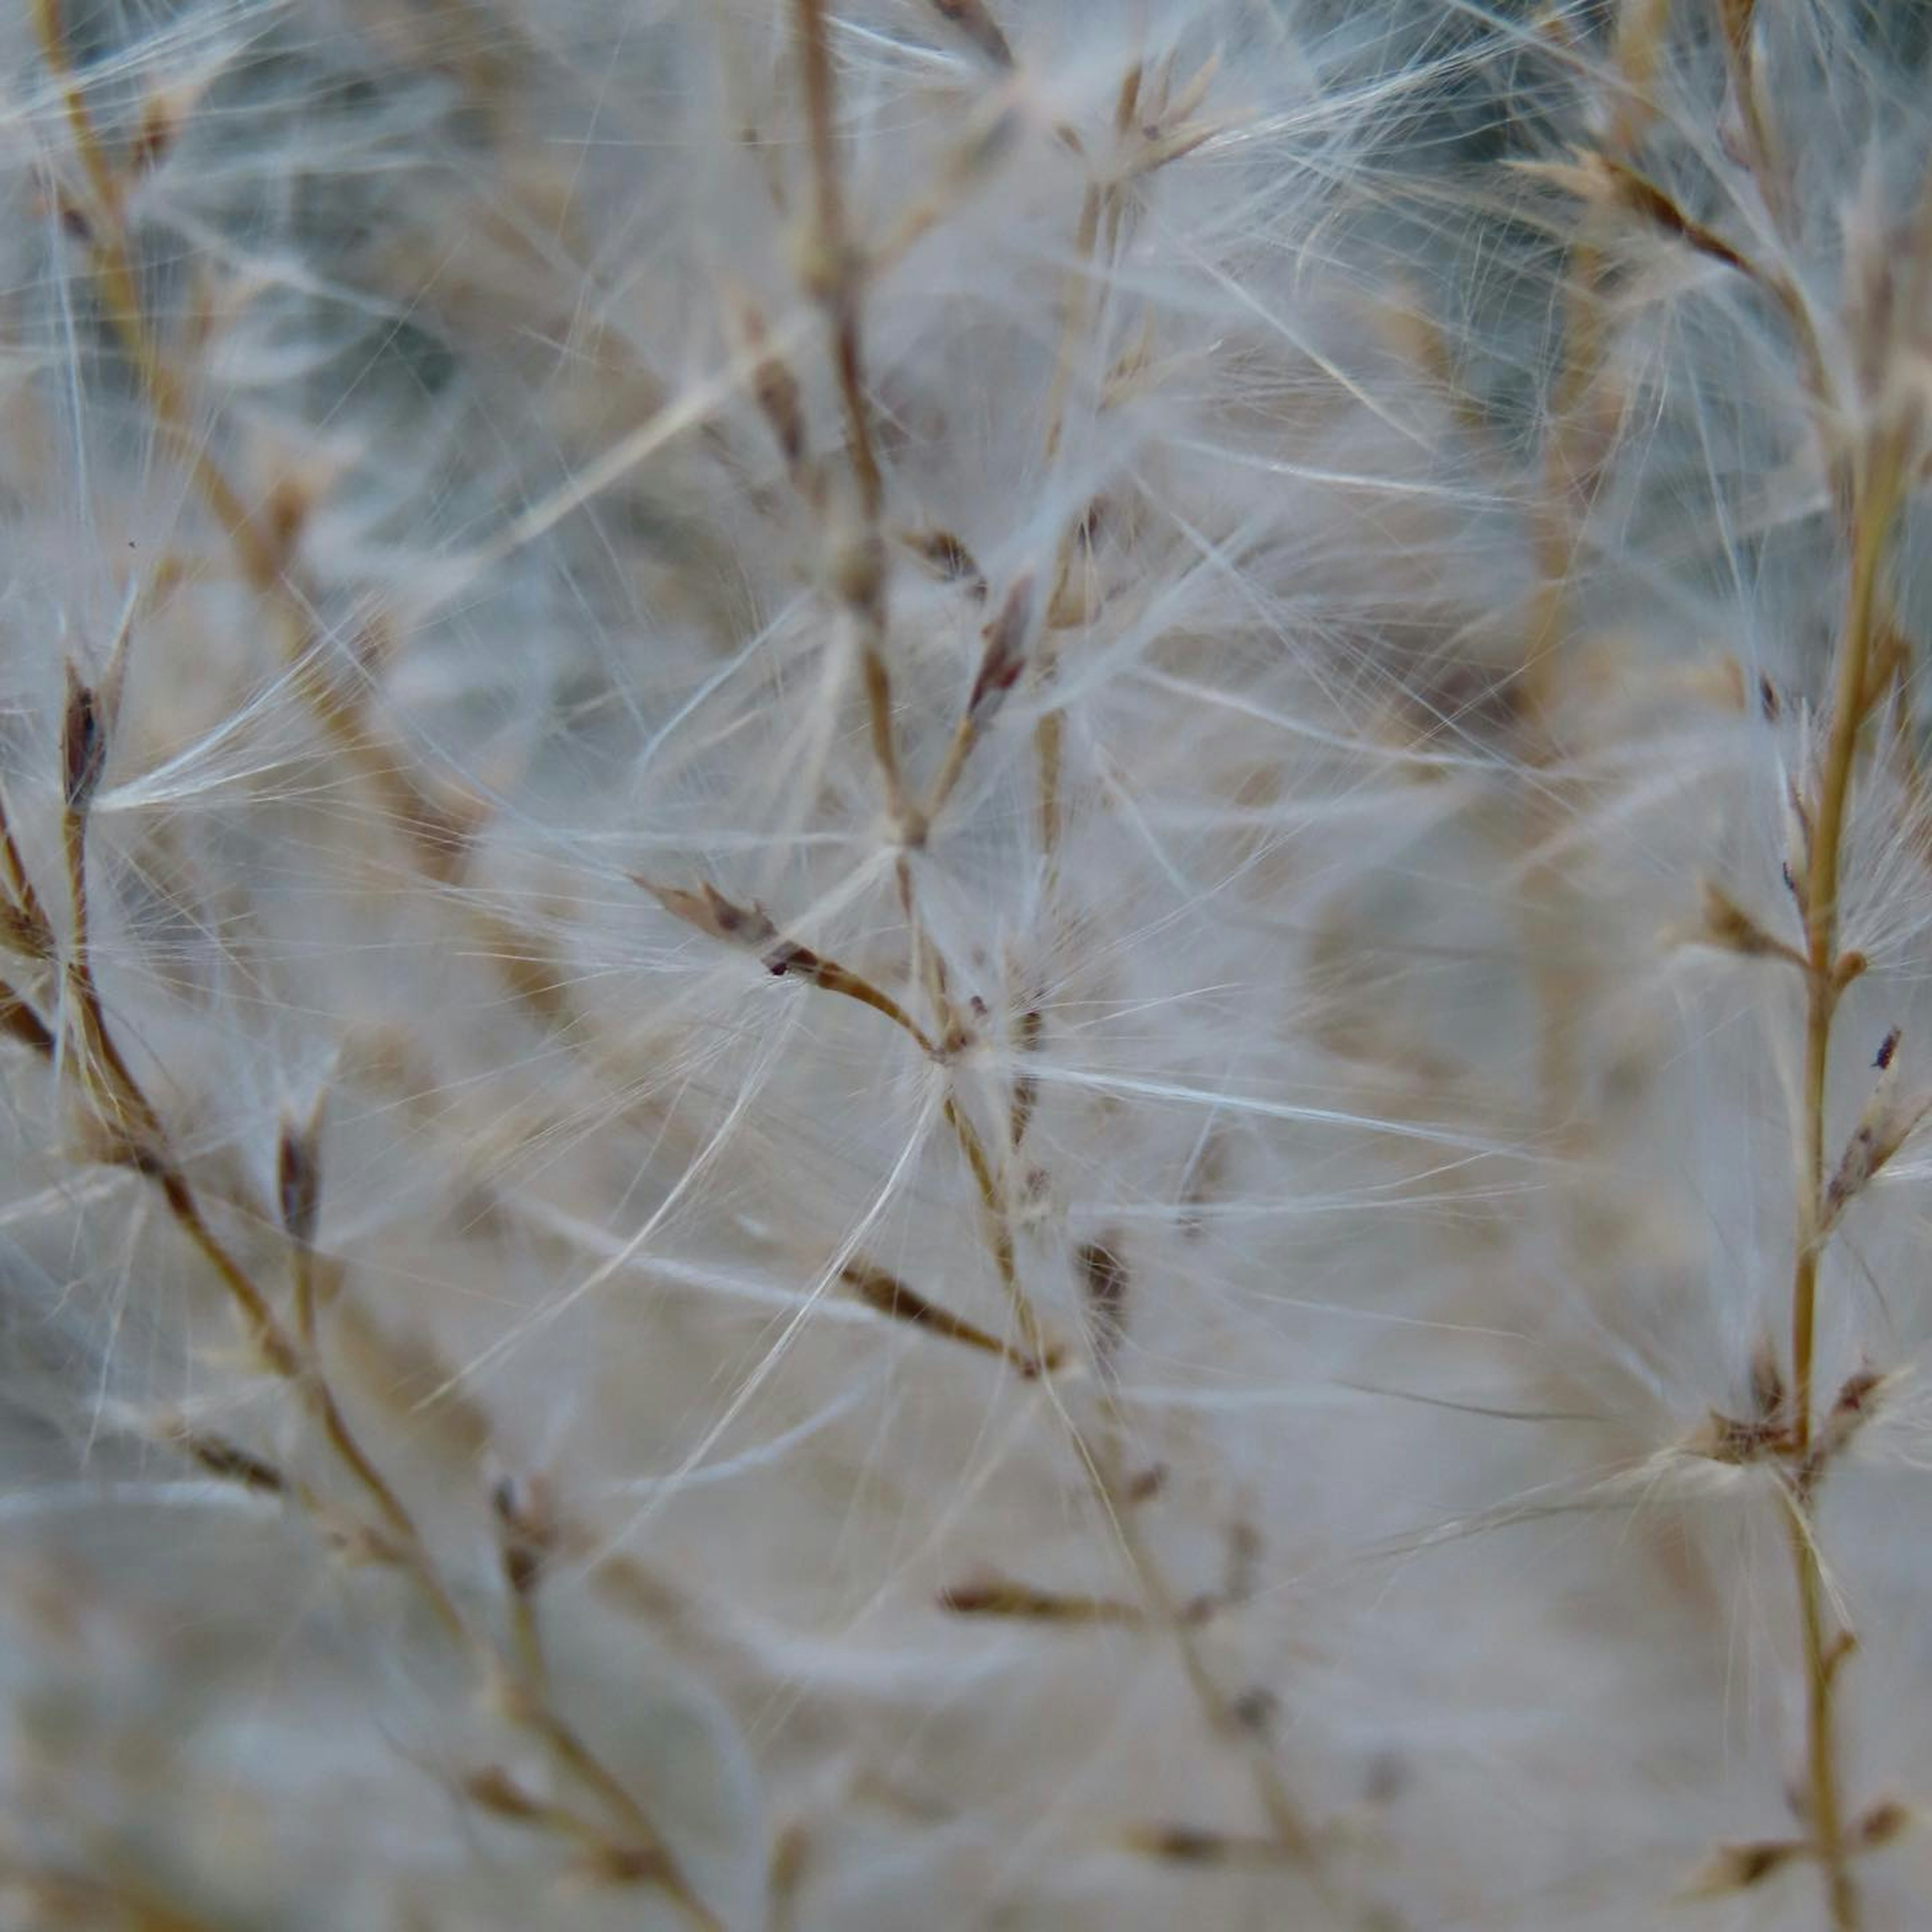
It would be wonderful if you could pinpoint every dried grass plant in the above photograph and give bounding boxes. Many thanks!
[4,2,1932,1927]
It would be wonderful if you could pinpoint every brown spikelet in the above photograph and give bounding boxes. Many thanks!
[902,526,988,599]
[641,878,779,951]
[277,1113,324,1249]
[926,0,1014,70]
[176,1429,287,1495]
[839,1260,1042,1375]
[938,1569,1144,1625]
[1820,1030,1932,1233]
[1679,1838,1806,1897]
[1694,880,1805,968]
[463,1765,546,1821]
[0,975,54,1058]
[737,298,810,475]
[1077,1236,1128,1370]
[1856,1798,1910,1848]
[1749,1336,1787,1422]
[493,1473,559,1598]
[1121,1823,1291,1867]
[61,668,107,814]
[967,576,1035,725]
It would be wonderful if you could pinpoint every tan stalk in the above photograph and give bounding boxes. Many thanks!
[1782,447,1906,1932]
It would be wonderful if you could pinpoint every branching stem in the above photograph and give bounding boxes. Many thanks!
[1784,450,1902,1932]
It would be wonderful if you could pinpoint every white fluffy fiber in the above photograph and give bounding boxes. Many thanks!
[4,2,1932,1927]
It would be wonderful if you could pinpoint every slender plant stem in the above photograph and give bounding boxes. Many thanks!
[1785,451,1901,1932]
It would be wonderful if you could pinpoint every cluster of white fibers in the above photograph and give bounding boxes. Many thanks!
[4,1,1932,1926]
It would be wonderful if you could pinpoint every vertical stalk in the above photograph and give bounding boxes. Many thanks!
[1785,451,1901,1932]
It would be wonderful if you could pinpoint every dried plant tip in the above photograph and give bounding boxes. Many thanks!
[1124,120,1221,179]
[464,1765,545,1821]
[839,1261,1042,1374]
[1009,1004,1042,1145]
[1076,1236,1128,1367]
[925,0,1014,70]
[1856,1799,1910,1848]
[1750,1336,1788,1420]
[1694,880,1805,967]
[1784,782,1814,901]
[1121,1824,1289,1867]
[0,790,51,952]
[1156,53,1222,132]
[762,935,933,1048]
[968,576,1035,725]
[1830,1366,1886,1421]
[277,1114,324,1248]
[901,527,987,599]
[1820,1032,1932,1231]
[316,1512,409,1571]
[176,1429,286,1495]
[1680,1838,1807,1896]
[1535,152,1755,277]
[1124,1823,1231,1865]
[493,1474,558,1595]
[0,976,54,1058]
[1812,1365,1897,1470]
[130,92,180,174]
[938,1569,1143,1624]
[61,668,107,814]
[579,1841,677,1887]
[642,879,779,951]
[646,878,934,1045]
[1688,1408,1783,1465]
[0,898,52,961]
[736,300,809,474]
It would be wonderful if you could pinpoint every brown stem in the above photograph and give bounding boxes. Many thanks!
[791,0,905,824]
[1781,455,1900,1932]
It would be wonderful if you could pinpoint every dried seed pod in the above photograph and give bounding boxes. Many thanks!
[1857,1798,1910,1848]
[967,576,1035,726]
[176,1428,287,1495]
[60,669,107,814]
[901,526,987,599]
[926,0,1014,70]
[1076,1236,1128,1370]
[1679,1838,1806,1897]
[840,1260,1041,1374]
[277,1111,325,1249]
[1694,880,1804,966]
[1821,1030,1932,1233]
[0,977,54,1057]
[642,879,780,951]
[938,1569,1143,1624]
[464,1765,545,1821]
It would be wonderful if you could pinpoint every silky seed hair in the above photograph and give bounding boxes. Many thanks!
[3,3,1932,1930]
